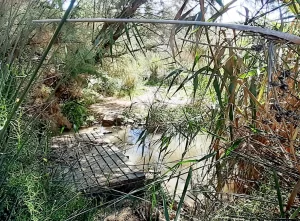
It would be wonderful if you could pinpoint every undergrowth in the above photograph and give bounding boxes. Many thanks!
[1,0,300,220]
[62,100,87,131]
[0,119,95,221]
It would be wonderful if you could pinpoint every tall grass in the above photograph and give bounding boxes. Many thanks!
[0,0,299,220]
[66,1,300,219]
[127,0,300,219]
[0,1,97,220]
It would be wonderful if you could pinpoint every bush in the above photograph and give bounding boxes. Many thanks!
[101,76,121,96]
[64,46,98,78]
[62,101,87,131]
[81,88,103,105]
[120,74,137,95]
[0,1,96,220]
[100,57,141,96]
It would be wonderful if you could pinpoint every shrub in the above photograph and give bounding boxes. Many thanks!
[146,63,160,85]
[120,74,137,96]
[81,88,103,105]
[61,101,87,131]
[64,46,98,78]
[101,77,121,96]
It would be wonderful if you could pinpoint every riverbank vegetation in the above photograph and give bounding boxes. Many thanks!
[0,0,300,220]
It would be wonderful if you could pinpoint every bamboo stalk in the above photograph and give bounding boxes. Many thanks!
[32,18,300,44]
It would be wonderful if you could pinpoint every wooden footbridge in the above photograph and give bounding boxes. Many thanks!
[50,131,145,195]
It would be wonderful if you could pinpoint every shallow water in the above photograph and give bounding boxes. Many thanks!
[105,126,212,205]
[71,125,212,205]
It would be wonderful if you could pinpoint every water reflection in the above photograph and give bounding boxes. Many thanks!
[105,126,212,205]
[73,125,212,205]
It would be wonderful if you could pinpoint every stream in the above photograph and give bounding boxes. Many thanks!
[78,86,214,206]
[78,125,212,206]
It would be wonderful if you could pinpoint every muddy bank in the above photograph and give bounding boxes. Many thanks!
[89,86,192,127]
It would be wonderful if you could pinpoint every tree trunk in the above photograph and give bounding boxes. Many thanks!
[93,0,147,62]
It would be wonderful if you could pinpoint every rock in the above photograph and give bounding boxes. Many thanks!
[104,207,139,221]
[102,115,115,126]
[103,130,112,134]
[138,121,146,126]
[115,114,125,126]
[127,119,134,124]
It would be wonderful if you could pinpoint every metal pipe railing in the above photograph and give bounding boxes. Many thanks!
[32,18,300,44]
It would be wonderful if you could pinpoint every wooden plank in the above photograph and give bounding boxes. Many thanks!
[51,132,145,195]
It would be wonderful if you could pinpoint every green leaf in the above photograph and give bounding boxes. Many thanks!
[132,22,145,46]
[164,152,216,176]
[216,0,224,7]
[273,170,285,218]
[124,24,132,46]
[60,126,65,134]
[132,23,146,56]
[152,185,157,208]
[249,125,265,134]
[136,129,148,156]
[109,27,114,56]
[161,190,170,221]
[208,0,236,22]
[225,139,243,157]
[290,206,300,219]
[213,77,223,109]
[174,167,192,221]
[192,52,201,71]
[250,76,257,122]
[172,74,190,96]
[173,66,212,96]
[193,74,199,99]
[64,45,68,55]
[124,42,136,59]
[73,124,78,132]
[164,69,184,93]
[238,70,256,79]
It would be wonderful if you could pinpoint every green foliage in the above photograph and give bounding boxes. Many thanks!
[0,119,95,221]
[89,75,121,96]
[101,77,122,96]
[64,46,98,77]
[146,104,179,132]
[81,88,103,105]
[0,5,91,220]
[174,167,192,221]
[146,63,160,85]
[0,99,7,130]
[62,101,87,131]
[1,0,300,220]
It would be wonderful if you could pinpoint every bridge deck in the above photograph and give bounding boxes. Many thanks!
[51,131,145,195]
